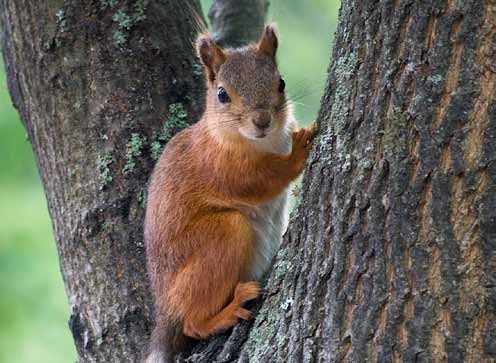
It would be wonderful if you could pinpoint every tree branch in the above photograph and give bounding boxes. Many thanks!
[208,0,269,47]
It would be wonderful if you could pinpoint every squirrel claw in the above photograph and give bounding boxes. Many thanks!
[234,307,252,320]
[292,122,318,150]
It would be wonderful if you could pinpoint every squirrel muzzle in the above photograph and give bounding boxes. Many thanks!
[251,109,271,133]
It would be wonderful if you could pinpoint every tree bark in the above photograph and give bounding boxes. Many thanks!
[183,0,496,362]
[0,1,205,362]
[208,0,268,48]
[0,0,269,362]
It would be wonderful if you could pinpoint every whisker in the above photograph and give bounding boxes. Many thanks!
[276,87,324,113]
[287,88,324,102]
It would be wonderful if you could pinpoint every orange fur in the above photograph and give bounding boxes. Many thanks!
[144,24,317,362]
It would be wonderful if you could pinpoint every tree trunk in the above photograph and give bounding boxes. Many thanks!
[183,0,496,362]
[0,1,206,362]
[208,0,268,47]
[0,0,269,361]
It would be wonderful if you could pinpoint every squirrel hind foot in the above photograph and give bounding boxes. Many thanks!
[233,281,261,304]
[183,281,261,339]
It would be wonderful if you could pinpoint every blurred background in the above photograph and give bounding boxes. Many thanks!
[0,1,339,362]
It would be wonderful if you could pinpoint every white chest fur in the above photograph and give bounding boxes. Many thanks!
[246,191,289,280]
[245,120,293,280]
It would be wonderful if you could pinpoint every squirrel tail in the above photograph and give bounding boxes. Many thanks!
[144,316,185,363]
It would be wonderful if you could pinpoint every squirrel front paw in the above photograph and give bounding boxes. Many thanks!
[291,122,318,171]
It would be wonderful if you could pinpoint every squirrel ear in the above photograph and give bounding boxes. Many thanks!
[258,24,278,59]
[196,35,226,83]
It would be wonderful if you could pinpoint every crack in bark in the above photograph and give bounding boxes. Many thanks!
[433,19,464,129]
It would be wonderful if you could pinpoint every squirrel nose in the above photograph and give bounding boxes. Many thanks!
[252,110,271,130]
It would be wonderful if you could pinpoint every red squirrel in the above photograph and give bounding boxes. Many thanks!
[144,24,317,362]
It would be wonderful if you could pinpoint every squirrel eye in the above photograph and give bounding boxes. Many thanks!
[278,77,286,93]
[217,87,230,103]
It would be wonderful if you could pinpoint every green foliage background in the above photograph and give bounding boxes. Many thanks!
[0,1,339,362]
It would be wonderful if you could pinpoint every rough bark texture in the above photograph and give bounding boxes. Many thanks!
[0,1,205,362]
[0,0,270,362]
[208,0,268,48]
[184,0,496,362]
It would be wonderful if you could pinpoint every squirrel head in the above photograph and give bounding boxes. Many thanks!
[197,24,290,143]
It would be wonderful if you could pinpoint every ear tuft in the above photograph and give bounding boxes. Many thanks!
[196,35,226,83]
[258,24,278,59]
